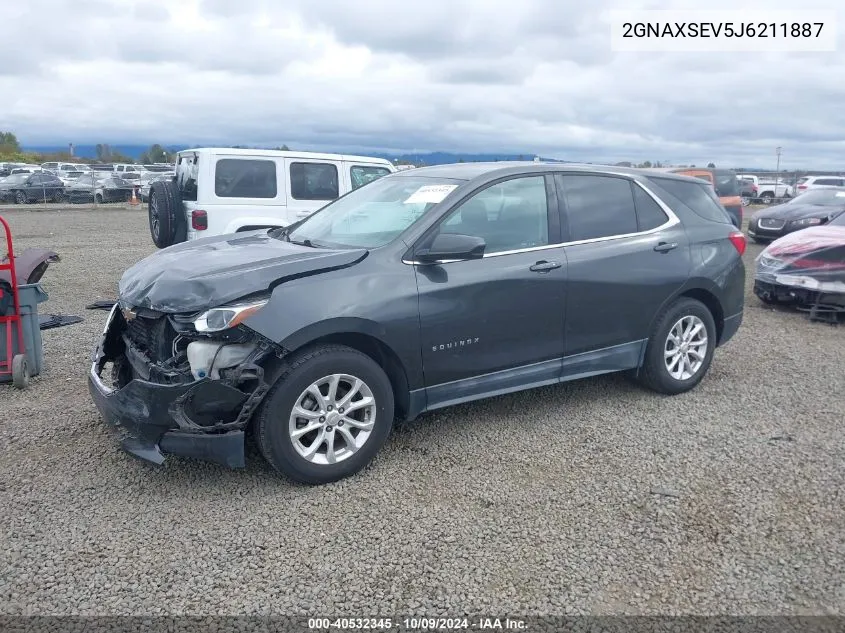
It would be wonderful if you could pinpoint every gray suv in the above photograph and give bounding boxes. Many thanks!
[89,163,746,484]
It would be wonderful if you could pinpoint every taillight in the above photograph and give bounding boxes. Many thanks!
[752,185,758,193]
[798,185,807,190]
[728,231,746,256]
[191,210,207,230]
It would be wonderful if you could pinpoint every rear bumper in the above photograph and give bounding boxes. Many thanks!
[87,306,252,468]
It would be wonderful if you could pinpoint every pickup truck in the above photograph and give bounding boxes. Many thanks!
[737,175,793,204]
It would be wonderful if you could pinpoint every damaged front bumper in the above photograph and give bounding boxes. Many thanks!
[87,305,273,468]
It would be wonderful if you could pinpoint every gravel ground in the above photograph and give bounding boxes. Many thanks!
[0,206,843,617]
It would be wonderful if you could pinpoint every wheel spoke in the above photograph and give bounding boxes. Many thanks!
[337,378,363,408]
[344,396,374,414]
[342,416,374,431]
[326,374,341,404]
[306,385,328,411]
[688,348,704,361]
[336,425,360,452]
[325,433,338,464]
[688,323,704,340]
[290,421,322,439]
[301,428,326,459]
[292,405,322,421]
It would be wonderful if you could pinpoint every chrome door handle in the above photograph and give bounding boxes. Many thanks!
[529,260,562,272]
[654,242,678,253]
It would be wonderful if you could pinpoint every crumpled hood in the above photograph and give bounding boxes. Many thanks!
[119,230,368,313]
[754,203,838,221]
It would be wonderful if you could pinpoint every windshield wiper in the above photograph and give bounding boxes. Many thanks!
[289,237,321,248]
[268,226,291,241]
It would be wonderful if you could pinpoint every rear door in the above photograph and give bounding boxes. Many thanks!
[556,173,690,377]
[285,158,341,222]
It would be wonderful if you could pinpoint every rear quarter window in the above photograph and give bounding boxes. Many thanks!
[351,165,391,190]
[647,177,732,224]
[215,159,278,198]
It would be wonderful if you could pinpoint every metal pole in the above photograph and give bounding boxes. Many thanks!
[775,147,782,200]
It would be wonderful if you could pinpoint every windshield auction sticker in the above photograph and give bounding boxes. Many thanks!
[404,184,458,205]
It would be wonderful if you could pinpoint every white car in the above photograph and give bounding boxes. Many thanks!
[41,161,92,173]
[737,174,793,204]
[795,175,845,195]
[147,147,396,248]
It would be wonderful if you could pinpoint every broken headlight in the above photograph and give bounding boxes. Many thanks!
[194,297,269,333]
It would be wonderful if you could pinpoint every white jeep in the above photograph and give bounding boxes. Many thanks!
[147,148,395,248]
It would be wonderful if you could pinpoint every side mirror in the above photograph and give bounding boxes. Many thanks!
[415,233,486,264]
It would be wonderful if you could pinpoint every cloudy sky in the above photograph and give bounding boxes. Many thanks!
[1,0,843,168]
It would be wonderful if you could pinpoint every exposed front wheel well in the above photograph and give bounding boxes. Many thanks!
[679,288,724,343]
[285,333,411,420]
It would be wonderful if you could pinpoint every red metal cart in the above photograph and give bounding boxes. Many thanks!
[0,214,29,388]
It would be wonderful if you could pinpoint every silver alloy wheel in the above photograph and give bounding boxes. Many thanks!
[664,315,708,381]
[150,193,160,239]
[288,374,376,465]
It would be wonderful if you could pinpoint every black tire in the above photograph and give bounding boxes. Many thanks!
[12,354,29,389]
[14,191,27,204]
[53,192,66,203]
[148,179,186,249]
[94,193,103,204]
[637,297,717,395]
[761,192,774,204]
[255,344,395,485]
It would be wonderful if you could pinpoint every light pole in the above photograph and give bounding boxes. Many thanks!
[775,146,782,186]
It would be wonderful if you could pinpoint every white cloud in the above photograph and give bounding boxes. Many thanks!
[0,0,843,168]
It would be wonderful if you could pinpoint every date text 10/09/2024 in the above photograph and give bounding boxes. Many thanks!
[622,22,825,38]
[308,617,527,630]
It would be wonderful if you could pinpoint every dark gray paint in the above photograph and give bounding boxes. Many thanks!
[118,162,746,424]
[118,230,368,312]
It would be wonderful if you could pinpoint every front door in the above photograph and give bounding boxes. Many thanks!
[412,174,568,409]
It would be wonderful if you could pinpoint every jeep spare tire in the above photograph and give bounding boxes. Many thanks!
[148,179,187,248]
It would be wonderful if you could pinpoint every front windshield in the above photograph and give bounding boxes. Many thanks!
[792,189,845,206]
[286,175,464,248]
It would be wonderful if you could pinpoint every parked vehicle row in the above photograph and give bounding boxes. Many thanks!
[0,173,66,203]
[0,170,141,204]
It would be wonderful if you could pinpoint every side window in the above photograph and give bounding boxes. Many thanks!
[633,185,670,231]
[290,162,339,200]
[816,179,838,186]
[215,159,277,198]
[438,176,549,254]
[350,165,391,190]
[648,177,732,224]
[560,175,638,241]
